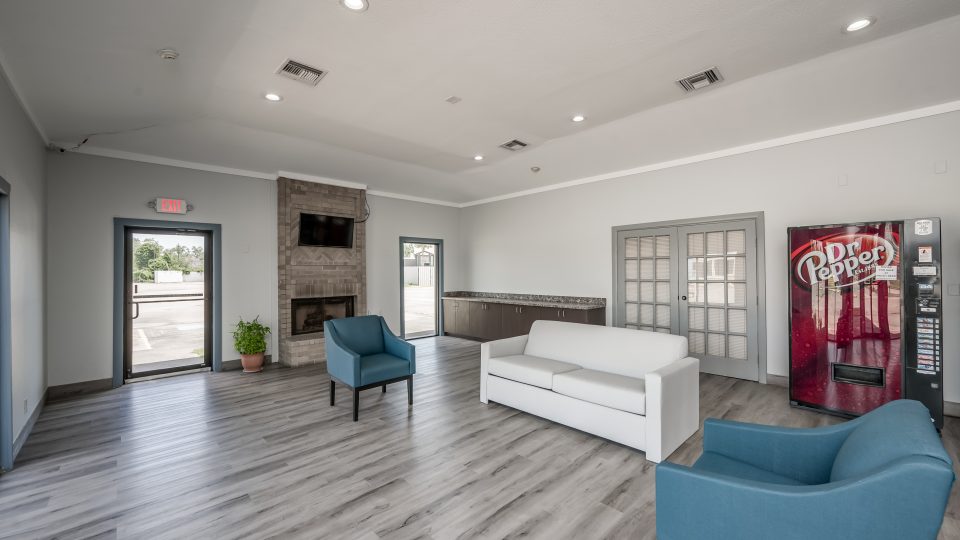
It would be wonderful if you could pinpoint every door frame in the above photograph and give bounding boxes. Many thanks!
[0,176,12,471]
[113,218,222,387]
[398,237,444,339]
[612,212,768,384]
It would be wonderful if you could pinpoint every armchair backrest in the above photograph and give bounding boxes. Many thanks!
[830,400,953,482]
[325,315,385,356]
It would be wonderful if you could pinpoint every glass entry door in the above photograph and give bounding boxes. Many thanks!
[400,238,443,339]
[124,227,212,378]
[615,219,760,381]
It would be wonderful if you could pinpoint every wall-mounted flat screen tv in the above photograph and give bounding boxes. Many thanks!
[298,213,355,248]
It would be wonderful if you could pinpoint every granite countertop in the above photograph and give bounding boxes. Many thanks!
[441,291,605,310]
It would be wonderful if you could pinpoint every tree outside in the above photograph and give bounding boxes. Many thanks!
[133,238,204,282]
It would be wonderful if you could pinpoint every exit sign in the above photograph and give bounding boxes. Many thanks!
[154,197,188,214]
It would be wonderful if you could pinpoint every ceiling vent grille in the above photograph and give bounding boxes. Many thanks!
[499,139,529,152]
[677,67,723,92]
[276,59,327,86]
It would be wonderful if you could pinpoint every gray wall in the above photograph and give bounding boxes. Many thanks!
[460,111,960,402]
[365,195,461,332]
[0,71,46,438]
[44,153,464,385]
[45,153,278,386]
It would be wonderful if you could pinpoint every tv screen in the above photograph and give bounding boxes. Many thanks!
[298,213,355,248]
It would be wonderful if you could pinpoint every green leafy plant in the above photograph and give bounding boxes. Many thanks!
[232,317,271,355]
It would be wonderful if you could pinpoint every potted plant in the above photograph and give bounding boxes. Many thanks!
[233,317,271,373]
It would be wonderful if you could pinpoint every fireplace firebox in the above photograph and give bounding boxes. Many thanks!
[291,296,355,336]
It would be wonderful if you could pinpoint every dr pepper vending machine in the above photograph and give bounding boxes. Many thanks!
[788,218,943,428]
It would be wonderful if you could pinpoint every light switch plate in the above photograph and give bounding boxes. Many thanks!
[837,174,848,186]
[947,284,960,296]
[934,161,948,174]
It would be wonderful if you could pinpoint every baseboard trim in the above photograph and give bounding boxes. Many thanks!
[945,401,960,418]
[47,378,113,402]
[221,354,274,372]
[766,374,787,387]
[12,387,47,464]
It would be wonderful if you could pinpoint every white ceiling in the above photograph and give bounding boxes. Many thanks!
[2,0,960,203]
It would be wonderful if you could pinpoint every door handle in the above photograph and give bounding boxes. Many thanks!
[680,295,687,301]
[131,302,140,320]
[519,306,523,314]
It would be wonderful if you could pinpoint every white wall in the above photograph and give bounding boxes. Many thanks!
[0,71,46,439]
[45,153,278,386]
[461,111,960,402]
[366,195,462,332]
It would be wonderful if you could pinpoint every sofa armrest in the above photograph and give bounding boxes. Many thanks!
[656,456,954,540]
[703,417,857,485]
[644,356,699,463]
[480,334,528,403]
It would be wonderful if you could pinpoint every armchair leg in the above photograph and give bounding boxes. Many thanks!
[329,379,335,406]
[407,376,413,406]
[382,384,386,393]
[353,389,360,422]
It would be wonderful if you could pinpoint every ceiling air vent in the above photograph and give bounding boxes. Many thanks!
[499,139,529,152]
[676,67,723,92]
[276,59,327,86]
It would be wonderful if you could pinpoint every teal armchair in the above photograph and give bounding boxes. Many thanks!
[656,400,954,540]
[323,315,416,421]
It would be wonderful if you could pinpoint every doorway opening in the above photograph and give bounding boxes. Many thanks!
[399,237,443,339]
[124,227,211,378]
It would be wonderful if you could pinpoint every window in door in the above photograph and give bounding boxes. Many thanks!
[400,238,443,339]
[614,218,761,381]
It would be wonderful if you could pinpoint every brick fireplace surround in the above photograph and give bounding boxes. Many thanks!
[277,178,367,367]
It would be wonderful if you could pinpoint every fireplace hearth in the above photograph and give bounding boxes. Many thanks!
[291,296,355,336]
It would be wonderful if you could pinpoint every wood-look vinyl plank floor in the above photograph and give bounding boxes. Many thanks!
[1,336,957,539]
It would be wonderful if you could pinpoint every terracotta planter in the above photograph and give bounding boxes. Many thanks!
[240,352,265,373]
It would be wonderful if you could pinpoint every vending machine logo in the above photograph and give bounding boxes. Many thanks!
[791,232,898,289]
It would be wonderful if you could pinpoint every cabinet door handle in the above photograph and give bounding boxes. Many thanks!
[519,306,523,314]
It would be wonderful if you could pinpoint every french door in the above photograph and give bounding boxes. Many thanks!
[615,219,760,381]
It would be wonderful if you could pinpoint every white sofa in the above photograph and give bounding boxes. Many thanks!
[480,320,699,462]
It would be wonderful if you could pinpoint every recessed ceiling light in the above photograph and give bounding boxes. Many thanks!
[264,93,283,102]
[844,17,874,33]
[341,0,368,12]
[571,115,586,123]
[474,155,484,161]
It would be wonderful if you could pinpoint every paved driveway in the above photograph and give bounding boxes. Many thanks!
[132,282,205,371]
[404,285,437,337]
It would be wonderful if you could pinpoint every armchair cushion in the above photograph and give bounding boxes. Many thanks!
[693,452,806,486]
[359,353,412,386]
[552,369,646,415]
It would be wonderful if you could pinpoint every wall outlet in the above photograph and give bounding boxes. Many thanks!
[934,161,948,174]
[837,174,848,186]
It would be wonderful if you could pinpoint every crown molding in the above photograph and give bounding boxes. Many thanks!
[460,99,960,207]
[64,145,275,180]
[367,190,462,208]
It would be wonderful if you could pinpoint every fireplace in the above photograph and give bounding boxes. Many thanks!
[291,296,355,336]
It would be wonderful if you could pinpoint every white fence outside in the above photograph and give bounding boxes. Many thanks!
[154,270,183,283]
[184,272,204,282]
[404,266,434,286]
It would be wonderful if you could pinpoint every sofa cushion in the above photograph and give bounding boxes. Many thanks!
[487,355,580,389]
[694,452,806,486]
[831,400,952,482]
[552,368,646,415]
[359,353,411,386]
[524,320,687,379]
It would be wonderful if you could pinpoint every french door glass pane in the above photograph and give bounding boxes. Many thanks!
[689,331,705,354]
[688,282,705,304]
[727,256,746,280]
[626,260,639,280]
[687,233,704,256]
[707,283,725,305]
[706,257,725,280]
[656,282,671,303]
[640,282,655,302]
[708,308,725,331]
[728,309,747,333]
[729,335,747,359]
[708,333,726,356]
[727,230,746,254]
[728,283,747,307]
[625,281,639,302]
[640,304,654,325]
[655,236,671,257]
[689,307,705,330]
[640,237,654,257]
[640,259,654,280]
[656,259,671,279]
[688,257,705,280]
[625,237,639,258]
[656,305,670,327]
[626,303,639,323]
[706,232,724,255]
